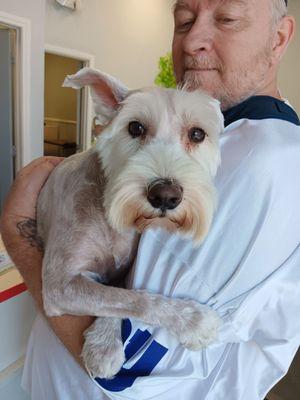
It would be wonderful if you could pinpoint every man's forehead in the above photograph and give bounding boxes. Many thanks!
[173,0,250,13]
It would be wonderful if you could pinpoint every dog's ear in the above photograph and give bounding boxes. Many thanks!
[63,67,129,124]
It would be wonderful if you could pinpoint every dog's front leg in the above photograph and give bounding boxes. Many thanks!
[45,273,220,352]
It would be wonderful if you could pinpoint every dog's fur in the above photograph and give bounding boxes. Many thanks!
[38,68,224,378]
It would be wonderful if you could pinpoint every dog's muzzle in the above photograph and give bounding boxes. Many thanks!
[147,178,183,215]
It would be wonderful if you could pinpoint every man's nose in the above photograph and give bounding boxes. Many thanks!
[182,19,214,55]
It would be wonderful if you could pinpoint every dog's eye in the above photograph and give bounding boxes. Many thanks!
[188,127,206,143]
[128,121,146,138]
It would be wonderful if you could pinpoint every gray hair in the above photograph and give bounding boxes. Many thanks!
[172,0,288,29]
[271,0,288,26]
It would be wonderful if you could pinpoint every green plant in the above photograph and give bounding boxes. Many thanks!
[155,52,176,88]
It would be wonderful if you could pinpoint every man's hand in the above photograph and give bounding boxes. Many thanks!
[0,157,95,368]
[2,156,63,220]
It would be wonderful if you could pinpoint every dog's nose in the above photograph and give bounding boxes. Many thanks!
[147,179,183,211]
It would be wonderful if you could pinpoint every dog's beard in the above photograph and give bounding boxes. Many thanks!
[132,186,215,243]
[105,181,215,243]
[104,145,217,243]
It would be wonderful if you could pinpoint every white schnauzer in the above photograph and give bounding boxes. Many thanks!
[37,68,224,379]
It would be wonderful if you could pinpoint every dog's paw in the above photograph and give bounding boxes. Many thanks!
[169,300,221,350]
[82,337,125,379]
[82,319,125,379]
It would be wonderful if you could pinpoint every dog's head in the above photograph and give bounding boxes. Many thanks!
[64,68,224,243]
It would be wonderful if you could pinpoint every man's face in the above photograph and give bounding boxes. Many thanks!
[172,0,276,110]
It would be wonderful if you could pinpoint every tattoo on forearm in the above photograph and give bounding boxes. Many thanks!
[17,218,44,252]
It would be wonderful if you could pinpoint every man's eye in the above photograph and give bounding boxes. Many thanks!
[218,16,237,24]
[128,121,146,138]
[175,20,194,32]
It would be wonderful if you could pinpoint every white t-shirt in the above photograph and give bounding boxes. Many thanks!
[22,96,300,400]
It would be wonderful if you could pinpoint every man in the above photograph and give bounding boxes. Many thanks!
[1,0,299,399]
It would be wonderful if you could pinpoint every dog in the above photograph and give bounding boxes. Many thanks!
[37,68,224,379]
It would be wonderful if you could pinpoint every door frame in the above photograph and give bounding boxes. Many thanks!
[0,11,31,171]
[45,44,95,151]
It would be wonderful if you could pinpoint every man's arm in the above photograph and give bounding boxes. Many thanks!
[0,157,95,368]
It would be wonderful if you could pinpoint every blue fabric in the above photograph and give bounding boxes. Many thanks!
[95,319,168,392]
[223,95,300,127]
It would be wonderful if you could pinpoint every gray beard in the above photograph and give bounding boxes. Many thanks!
[181,73,241,111]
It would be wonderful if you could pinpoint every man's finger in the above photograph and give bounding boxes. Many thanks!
[16,157,64,180]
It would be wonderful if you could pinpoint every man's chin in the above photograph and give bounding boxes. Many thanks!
[183,71,219,93]
[182,73,235,110]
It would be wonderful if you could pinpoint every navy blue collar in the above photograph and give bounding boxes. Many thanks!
[223,96,300,127]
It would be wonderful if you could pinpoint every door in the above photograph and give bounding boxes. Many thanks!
[0,26,16,213]
[44,53,84,157]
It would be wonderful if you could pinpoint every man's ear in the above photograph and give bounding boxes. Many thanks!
[63,67,129,124]
[272,15,295,63]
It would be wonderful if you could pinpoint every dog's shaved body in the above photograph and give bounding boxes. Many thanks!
[38,149,137,291]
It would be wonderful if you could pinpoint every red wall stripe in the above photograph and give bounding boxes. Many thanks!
[0,283,27,303]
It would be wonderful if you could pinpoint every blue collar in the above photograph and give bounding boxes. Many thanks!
[223,96,300,127]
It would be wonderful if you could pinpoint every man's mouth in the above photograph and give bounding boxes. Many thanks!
[185,67,218,72]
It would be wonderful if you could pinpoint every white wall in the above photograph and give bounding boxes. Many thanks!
[279,0,300,113]
[0,368,30,400]
[0,0,45,160]
[45,0,175,89]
